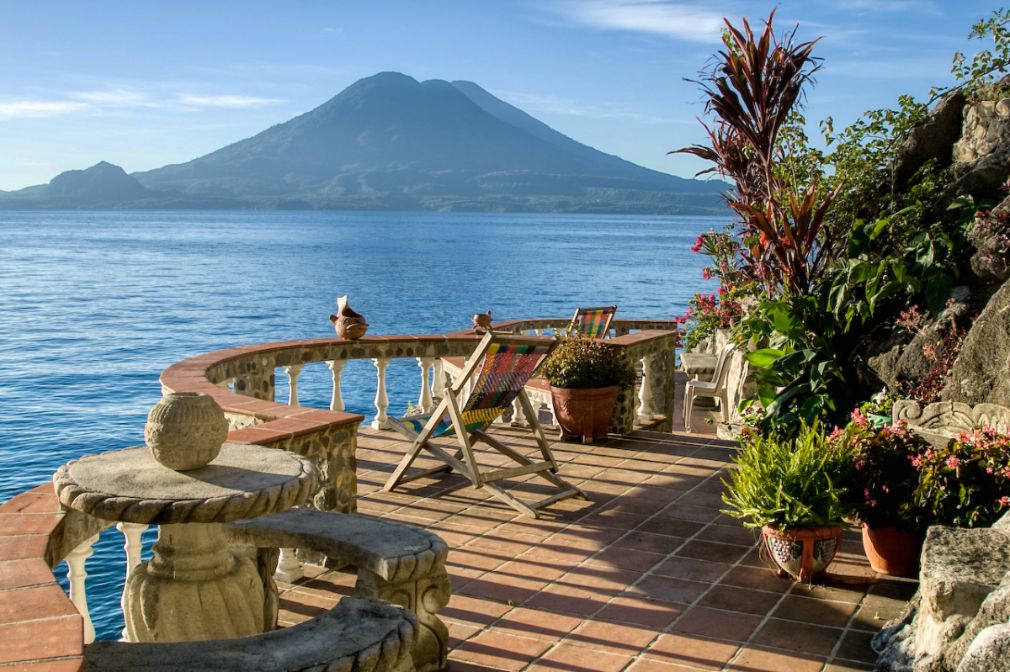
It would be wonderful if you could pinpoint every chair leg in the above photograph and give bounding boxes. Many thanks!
[684,388,695,433]
[385,438,428,491]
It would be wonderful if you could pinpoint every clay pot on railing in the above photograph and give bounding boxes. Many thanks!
[330,295,368,340]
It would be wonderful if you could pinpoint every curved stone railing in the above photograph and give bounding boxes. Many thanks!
[159,318,680,513]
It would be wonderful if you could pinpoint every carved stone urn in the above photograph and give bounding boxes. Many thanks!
[145,392,229,470]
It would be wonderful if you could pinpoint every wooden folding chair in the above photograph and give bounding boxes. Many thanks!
[567,305,617,339]
[385,332,585,517]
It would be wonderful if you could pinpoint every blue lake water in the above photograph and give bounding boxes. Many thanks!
[0,209,722,639]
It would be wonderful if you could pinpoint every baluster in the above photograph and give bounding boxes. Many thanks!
[511,396,527,426]
[326,360,346,412]
[417,357,434,412]
[638,354,660,419]
[66,533,99,644]
[117,522,147,580]
[284,364,303,407]
[274,548,303,583]
[371,357,391,430]
[117,522,148,640]
[432,359,446,398]
[535,328,544,336]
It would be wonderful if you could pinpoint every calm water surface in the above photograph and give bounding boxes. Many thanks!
[0,209,722,638]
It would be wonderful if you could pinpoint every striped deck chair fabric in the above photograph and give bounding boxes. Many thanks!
[399,340,553,439]
[385,332,584,517]
[569,305,617,339]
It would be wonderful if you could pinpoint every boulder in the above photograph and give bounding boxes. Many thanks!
[941,142,1010,205]
[894,91,967,186]
[874,525,1010,671]
[868,288,973,393]
[957,623,1010,672]
[968,193,1010,283]
[941,276,1010,406]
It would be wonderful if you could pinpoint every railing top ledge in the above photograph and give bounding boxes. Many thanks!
[0,483,86,669]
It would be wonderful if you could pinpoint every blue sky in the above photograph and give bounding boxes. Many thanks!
[0,1,1000,190]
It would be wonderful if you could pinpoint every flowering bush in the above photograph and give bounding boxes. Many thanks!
[540,337,636,390]
[690,229,746,287]
[913,426,1010,528]
[833,411,929,531]
[857,389,899,421]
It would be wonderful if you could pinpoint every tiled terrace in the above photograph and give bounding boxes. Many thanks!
[277,423,916,672]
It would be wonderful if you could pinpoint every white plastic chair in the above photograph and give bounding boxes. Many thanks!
[683,343,736,432]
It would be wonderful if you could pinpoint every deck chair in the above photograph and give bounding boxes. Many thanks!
[567,305,617,339]
[683,343,736,432]
[384,332,585,517]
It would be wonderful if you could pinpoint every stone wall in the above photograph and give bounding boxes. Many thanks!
[953,98,1010,164]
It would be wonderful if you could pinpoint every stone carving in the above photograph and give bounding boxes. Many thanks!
[892,400,1010,446]
[144,392,228,470]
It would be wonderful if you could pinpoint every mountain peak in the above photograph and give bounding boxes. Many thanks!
[3,72,726,213]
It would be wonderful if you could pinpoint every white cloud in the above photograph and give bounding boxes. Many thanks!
[0,100,89,119]
[177,94,282,108]
[829,0,941,15]
[71,88,151,106]
[556,0,724,42]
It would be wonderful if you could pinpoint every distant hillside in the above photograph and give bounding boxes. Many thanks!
[0,72,727,213]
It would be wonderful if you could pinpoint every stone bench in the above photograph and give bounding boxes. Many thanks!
[227,509,450,672]
[84,596,416,671]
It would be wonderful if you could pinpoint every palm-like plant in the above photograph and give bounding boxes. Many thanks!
[676,10,837,296]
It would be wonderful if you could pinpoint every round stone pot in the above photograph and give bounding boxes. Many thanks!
[861,525,923,577]
[550,385,620,444]
[761,524,844,582]
[145,392,229,471]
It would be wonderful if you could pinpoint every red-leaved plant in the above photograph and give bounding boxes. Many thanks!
[674,10,838,296]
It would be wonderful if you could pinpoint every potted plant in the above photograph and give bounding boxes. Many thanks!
[722,422,853,581]
[913,425,1010,528]
[834,411,929,577]
[540,336,636,443]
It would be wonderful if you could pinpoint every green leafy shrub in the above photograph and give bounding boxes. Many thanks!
[722,421,854,528]
[913,426,1010,528]
[540,337,636,389]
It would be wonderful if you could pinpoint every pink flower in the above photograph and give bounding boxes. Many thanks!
[829,426,844,440]
[946,455,960,469]
[911,456,923,469]
[850,409,868,428]
[701,267,712,280]
[690,235,704,253]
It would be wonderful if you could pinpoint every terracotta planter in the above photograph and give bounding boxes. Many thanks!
[550,385,620,444]
[761,525,844,582]
[861,525,923,577]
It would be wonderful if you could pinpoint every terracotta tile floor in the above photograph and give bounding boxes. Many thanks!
[277,419,917,672]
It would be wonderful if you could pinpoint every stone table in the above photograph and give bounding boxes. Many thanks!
[53,442,317,643]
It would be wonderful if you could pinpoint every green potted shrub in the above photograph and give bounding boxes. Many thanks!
[835,411,929,577]
[913,426,1010,528]
[722,422,854,581]
[540,336,636,444]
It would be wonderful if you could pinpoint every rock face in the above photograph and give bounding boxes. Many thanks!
[941,277,1010,406]
[894,91,967,186]
[953,93,1010,164]
[868,288,972,394]
[873,521,1010,671]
